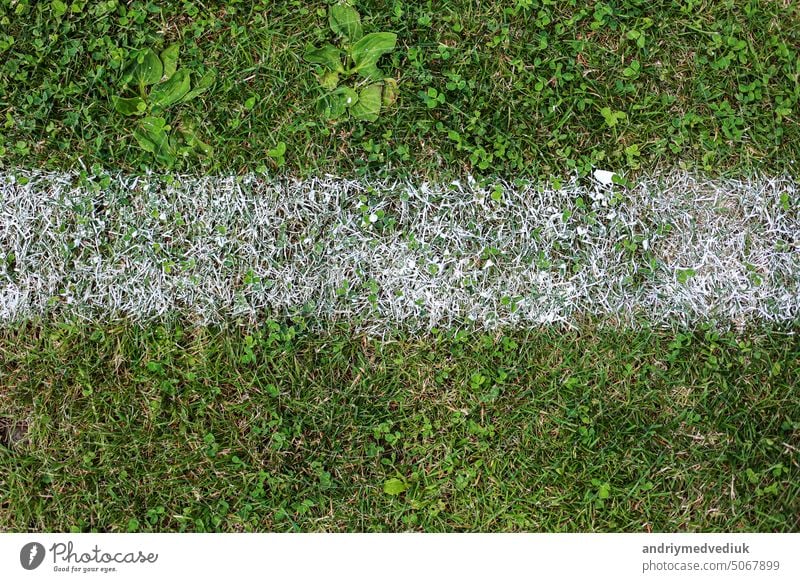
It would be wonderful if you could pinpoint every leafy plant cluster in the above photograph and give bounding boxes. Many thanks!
[112,45,215,166]
[304,3,398,122]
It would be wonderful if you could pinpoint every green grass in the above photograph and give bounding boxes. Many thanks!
[1,0,799,178]
[1,0,799,534]
[1,320,798,532]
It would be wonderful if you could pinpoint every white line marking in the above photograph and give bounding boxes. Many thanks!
[1,170,798,330]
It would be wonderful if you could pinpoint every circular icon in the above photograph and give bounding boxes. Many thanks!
[20,542,46,570]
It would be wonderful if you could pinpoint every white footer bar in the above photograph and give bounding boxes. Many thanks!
[1,533,798,581]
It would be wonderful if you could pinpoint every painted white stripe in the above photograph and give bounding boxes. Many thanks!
[1,170,798,330]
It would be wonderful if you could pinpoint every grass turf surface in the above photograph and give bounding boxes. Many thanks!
[1,0,799,178]
[1,0,799,534]
[1,321,798,532]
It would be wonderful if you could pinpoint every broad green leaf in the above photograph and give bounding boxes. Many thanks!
[161,135,180,166]
[316,95,343,119]
[328,4,363,42]
[351,33,397,78]
[320,71,339,91]
[676,268,696,284]
[383,478,408,495]
[160,44,180,80]
[149,69,191,112]
[179,126,213,157]
[133,131,158,154]
[335,86,359,107]
[315,94,336,118]
[381,78,398,107]
[317,86,358,119]
[51,0,67,18]
[357,64,384,81]
[118,70,135,87]
[133,117,167,153]
[303,44,345,73]
[268,142,286,157]
[611,173,632,188]
[600,106,626,128]
[267,141,286,168]
[129,48,163,86]
[181,70,216,103]
[112,95,147,116]
[187,136,212,157]
[350,83,382,122]
[133,117,175,166]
